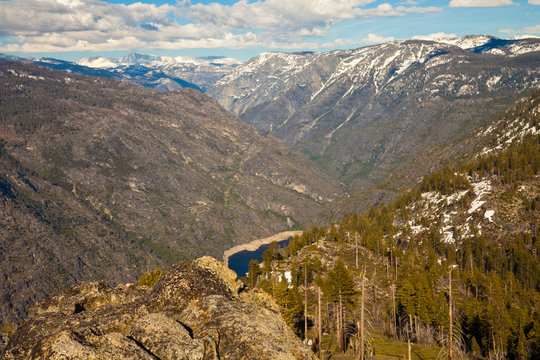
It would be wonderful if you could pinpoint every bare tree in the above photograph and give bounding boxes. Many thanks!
[360,268,365,359]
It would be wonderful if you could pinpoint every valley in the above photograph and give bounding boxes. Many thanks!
[0,33,539,360]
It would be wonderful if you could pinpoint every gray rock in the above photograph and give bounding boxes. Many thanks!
[2,257,316,360]
[178,295,311,360]
[128,313,206,360]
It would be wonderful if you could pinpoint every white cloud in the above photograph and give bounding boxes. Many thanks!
[351,3,441,18]
[0,0,442,53]
[361,33,395,44]
[318,33,394,48]
[412,32,458,41]
[508,34,540,39]
[500,24,540,35]
[319,38,361,48]
[525,24,540,32]
[449,0,514,7]
[529,0,540,5]
[185,1,399,33]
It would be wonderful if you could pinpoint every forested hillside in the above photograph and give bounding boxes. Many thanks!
[327,88,540,220]
[247,93,540,359]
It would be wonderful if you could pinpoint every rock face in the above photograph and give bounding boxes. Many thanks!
[2,257,316,360]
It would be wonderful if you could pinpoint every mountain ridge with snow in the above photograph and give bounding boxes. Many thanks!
[207,35,540,193]
[0,52,243,92]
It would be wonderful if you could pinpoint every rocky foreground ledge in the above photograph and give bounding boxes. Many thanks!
[2,257,316,360]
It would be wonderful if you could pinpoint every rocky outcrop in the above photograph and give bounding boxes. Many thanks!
[2,257,316,360]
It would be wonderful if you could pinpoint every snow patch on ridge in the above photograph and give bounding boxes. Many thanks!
[468,180,492,214]
[484,210,495,222]
[486,75,501,90]
[7,69,45,80]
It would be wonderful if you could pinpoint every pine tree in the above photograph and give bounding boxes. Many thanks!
[324,258,357,353]
[248,259,261,288]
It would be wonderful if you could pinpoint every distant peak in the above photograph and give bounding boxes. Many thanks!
[119,52,161,64]
[411,32,459,42]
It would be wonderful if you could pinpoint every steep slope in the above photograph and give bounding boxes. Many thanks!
[327,88,540,218]
[208,36,540,193]
[207,50,346,118]
[0,61,343,325]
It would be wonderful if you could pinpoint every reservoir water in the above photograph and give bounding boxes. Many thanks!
[227,237,292,277]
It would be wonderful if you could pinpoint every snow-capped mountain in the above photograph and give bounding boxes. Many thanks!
[78,53,243,91]
[0,55,124,81]
[79,53,241,68]
[0,52,243,92]
[207,35,540,193]
[412,33,540,56]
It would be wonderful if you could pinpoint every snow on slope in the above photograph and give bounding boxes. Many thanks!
[412,33,494,50]
[77,56,118,69]
[214,51,323,85]
[478,95,540,156]
[76,53,243,91]
[77,53,242,70]
[215,35,538,97]
[309,40,459,101]
[399,176,497,244]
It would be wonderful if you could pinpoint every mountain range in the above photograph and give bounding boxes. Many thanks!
[77,53,242,92]
[207,35,540,193]
[0,53,242,92]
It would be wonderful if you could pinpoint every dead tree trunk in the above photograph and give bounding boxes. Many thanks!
[449,269,453,360]
[392,285,397,340]
[360,271,365,360]
[318,286,322,360]
[355,233,359,269]
[304,264,308,342]
[336,302,341,353]
[339,292,344,353]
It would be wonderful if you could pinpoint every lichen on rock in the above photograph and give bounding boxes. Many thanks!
[1,257,316,360]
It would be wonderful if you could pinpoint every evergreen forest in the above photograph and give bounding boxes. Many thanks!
[246,130,540,359]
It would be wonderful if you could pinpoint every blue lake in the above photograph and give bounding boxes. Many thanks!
[227,237,292,277]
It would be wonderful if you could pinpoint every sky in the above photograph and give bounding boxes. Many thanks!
[0,0,539,62]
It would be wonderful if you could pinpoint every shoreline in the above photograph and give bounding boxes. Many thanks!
[223,230,303,267]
